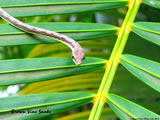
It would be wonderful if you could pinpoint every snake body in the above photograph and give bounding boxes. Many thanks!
[0,8,85,65]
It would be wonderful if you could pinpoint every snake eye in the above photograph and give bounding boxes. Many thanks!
[72,56,77,64]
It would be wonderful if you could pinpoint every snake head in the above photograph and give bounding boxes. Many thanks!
[72,46,85,65]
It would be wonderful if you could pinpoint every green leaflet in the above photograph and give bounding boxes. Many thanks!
[142,0,160,9]
[0,63,104,86]
[107,93,160,119]
[0,0,127,7]
[0,22,117,34]
[0,57,105,73]
[2,3,127,17]
[0,57,105,85]
[0,22,117,46]
[120,54,160,92]
[0,92,94,120]
[0,92,94,112]
[0,102,87,120]
[132,22,160,46]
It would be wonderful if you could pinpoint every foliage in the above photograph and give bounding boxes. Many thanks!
[0,0,160,120]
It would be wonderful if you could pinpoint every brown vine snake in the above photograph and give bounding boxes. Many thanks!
[0,8,85,65]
